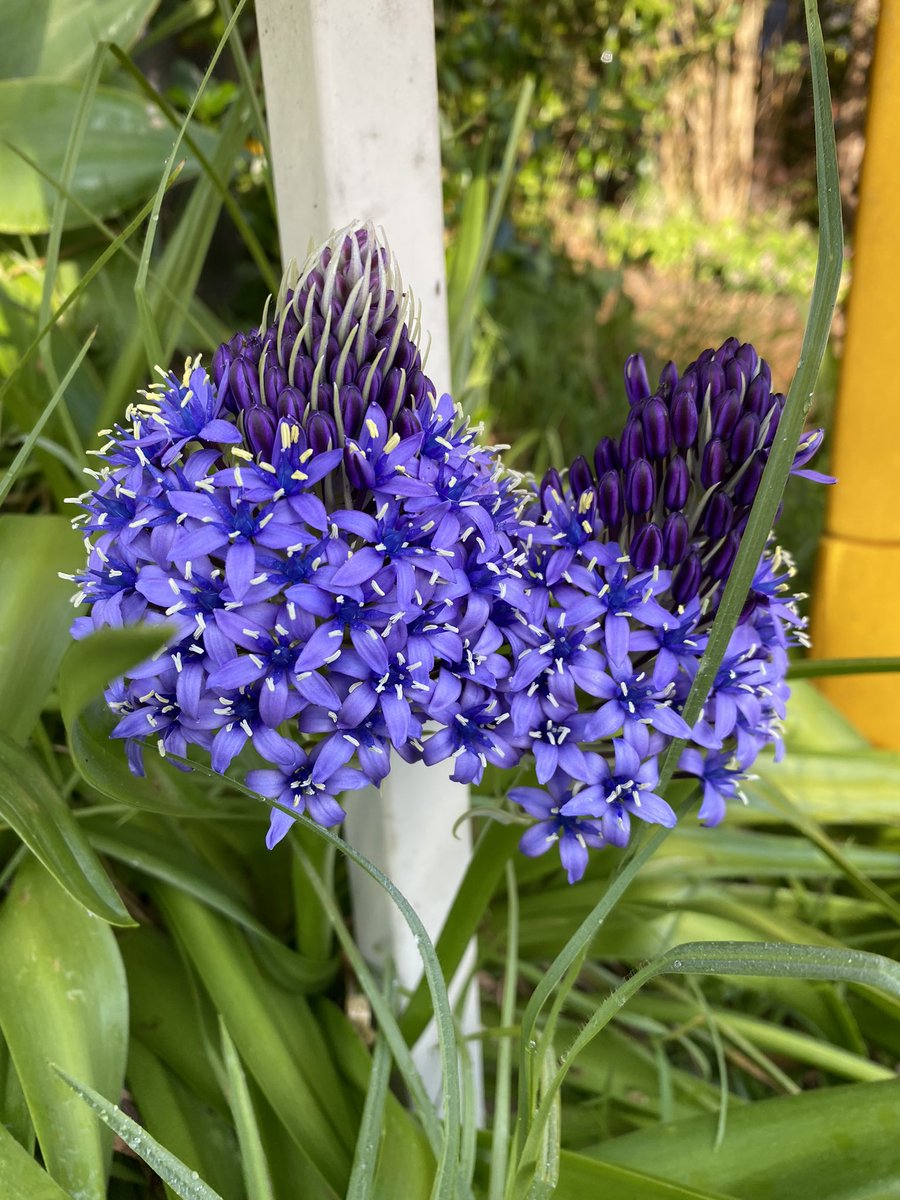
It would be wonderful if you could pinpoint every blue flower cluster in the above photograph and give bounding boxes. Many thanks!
[67,224,534,848]
[67,224,828,881]
[508,342,828,881]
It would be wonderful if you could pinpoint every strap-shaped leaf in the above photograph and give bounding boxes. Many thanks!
[0,731,132,925]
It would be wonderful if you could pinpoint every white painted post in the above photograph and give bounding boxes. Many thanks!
[255,0,482,1112]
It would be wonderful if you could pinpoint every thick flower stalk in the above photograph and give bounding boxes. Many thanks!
[507,339,830,882]
[67,224,532,847]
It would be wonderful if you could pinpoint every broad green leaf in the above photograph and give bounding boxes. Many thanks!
[54,1064,225,1200]
[0,515,80,745]
[0,857,128,1198]
[556,1152,736,1200]
[90,820,338,990]
[783,680,868,753]
[0,0,158,80]
[120,925,224,1112]
[0,1122,75,1200]
[59,623,175,731]
[753,749,900,825]
[588,1080,900,1200]
[0,732,132,925]
[0,80,212,233]
[127,1039,243,1200]
[155,884,354,1196]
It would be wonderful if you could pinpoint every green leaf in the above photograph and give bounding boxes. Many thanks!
[0,80,212,233]
[155,884,353,1196]
[0,732,132,925]
[0,857,128,1197]
[0,515,80,744]
[219,1018,276,1200]
[69,700,224,817]
[588,1080,900,1200]
[54,1064,226,1200]
[556,1152,736,1200]
[0,0,159,80]
[59,623,175,732]
[0,1122,75,1200]
[0,330,95,507]
[126,1039,244,1200]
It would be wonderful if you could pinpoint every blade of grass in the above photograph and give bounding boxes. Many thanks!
[134,0,248,368]
[0,329,95,506]
[216,0,276,214]
[0,181,176,417]
[219,1018,276,1200]
[53,1066,225,1200]
[788,656,900,679]
[108,43,279,296]
[345,974,396,1200]
[7,140,225,348]
[515,941,900,1189]
[36,41,106,471]
[293,846,469,1200]
[488,860,519,1200]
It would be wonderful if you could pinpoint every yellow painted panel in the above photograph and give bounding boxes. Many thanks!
[811,536,900,747]
[827,2,900,541]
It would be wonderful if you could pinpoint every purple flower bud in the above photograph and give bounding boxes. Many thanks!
[541,469,564,507]
[408,370,430,405]
[359,362,383,404]
[276,386,306,421]
[263,364,288,408]
[663,455,691,511]
[704,490,734,540]
[243,406,277,457]
[762,396,785,447]
[724,357,748,399]
[658,360,679,397]
[377,368,406,418]
[228,357,260,410]
[709,531,741,581]
[712,388,741,439]
[290,355,314,395]
[756,359,773,390]
[715,336,740,364]
[569,455,594,497]
[624,353,651,405]
[735,342,759,377]
[745,374,772,419]
[641,397,671,459]
[593,436,619,476]
[670,392,699,449]
[307,411,337,454]
[619,418,645,465]
[729,412,760,464]
[338,385,364,438]
[734,451,766,505]
[673,552,702,604]
[597,470,623,530]
[212,343,233,388]
[630,522,663,570]
[674,372,698,402]
[344,445,366,489]
[701,438,728,488]
[394,408,422,440]
[698,361,726,403]
[625,458,655,516]
[662,512,689,564]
